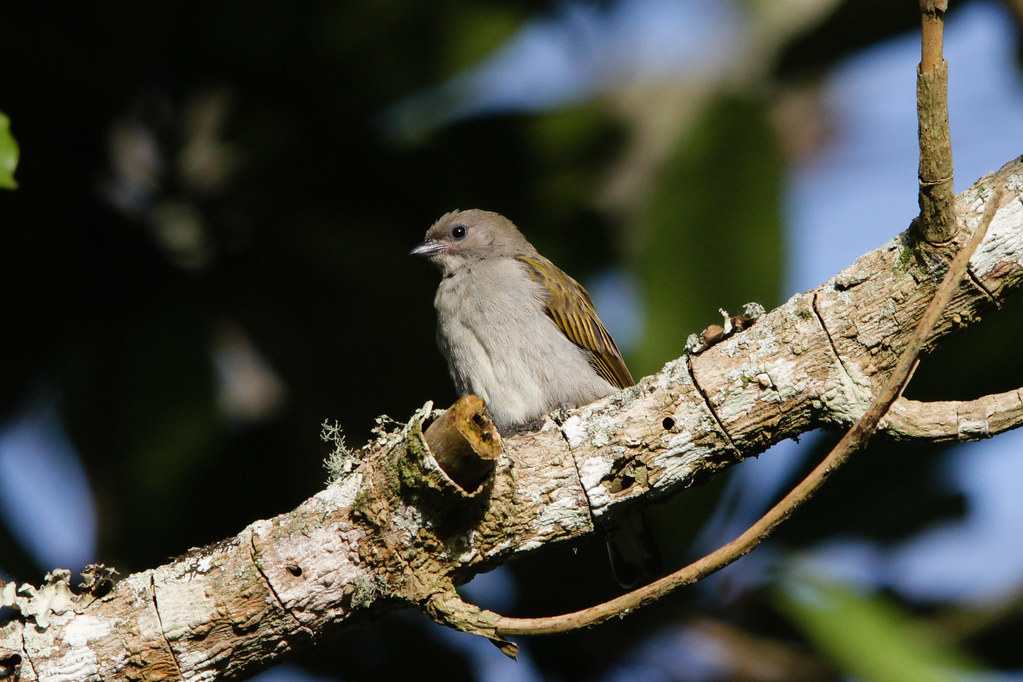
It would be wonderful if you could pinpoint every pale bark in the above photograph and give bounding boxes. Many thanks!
[2,157,1022,681]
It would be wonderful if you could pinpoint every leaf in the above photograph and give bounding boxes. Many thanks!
[773,574,983,682]
[0,111,19,189]
[629,94,784,376]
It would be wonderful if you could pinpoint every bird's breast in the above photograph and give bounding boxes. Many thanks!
[434,261,617,431]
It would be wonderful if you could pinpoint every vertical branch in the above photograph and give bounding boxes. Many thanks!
[920,1,947,72]
[917,0,955,244]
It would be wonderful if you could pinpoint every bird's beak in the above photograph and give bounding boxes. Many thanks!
[410,238,444,258]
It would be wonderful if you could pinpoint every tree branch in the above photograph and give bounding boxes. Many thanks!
[882,389,1023,442]
[438,186,1004,639]
[917,0,956,244]
[2,160,1022,680]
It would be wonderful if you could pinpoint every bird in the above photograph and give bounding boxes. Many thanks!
[411,208,661,588]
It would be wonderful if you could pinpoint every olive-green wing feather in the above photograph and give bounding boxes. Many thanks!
[517,255,634,389]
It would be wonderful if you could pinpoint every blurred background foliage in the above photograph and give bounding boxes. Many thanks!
[2,1,1023,680]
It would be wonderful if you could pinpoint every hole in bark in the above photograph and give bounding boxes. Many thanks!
[662,417,675,430]
[0,654,21,677]
[471,412,493,442]
[286,564,303,577]
[92,578,114,598]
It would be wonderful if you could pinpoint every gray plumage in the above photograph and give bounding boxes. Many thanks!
[412,209,662,588]
[412,209,630,432]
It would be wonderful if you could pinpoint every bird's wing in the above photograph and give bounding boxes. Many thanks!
[517,255,634,389]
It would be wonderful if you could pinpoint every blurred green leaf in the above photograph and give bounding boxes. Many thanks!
[0,111,19,189]
[441,6,522,75]
[774,574,983,682]
[631,94,784,376]
[528,104,620,227]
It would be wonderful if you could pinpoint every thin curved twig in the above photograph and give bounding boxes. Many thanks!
[483,187,1003,637]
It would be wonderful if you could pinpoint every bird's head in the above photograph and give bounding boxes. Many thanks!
[411,209,535,274]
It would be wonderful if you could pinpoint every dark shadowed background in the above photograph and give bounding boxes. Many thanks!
[2,1,1023,680]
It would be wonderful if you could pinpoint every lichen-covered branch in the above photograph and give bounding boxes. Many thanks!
[882,389,1023,442]
[1,158,1022,681]
[472,185,1004,640]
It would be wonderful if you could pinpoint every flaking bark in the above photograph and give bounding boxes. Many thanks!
[1,157,1022,681]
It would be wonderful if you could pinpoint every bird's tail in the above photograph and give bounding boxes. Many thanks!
[605,510,663,589]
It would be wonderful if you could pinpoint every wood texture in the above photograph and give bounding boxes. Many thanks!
[1,158,1022,681]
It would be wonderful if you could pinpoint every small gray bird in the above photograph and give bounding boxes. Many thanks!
[412,208,661,587]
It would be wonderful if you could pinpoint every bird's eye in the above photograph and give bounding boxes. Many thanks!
[451,224,468,240]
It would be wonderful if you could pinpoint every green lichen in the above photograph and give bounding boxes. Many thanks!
[396,430,427,491]
[351,487,374,518]
[894,234,919,274]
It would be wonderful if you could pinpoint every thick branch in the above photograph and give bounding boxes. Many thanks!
[1,158,1022,680]
[472,185,1003,637]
